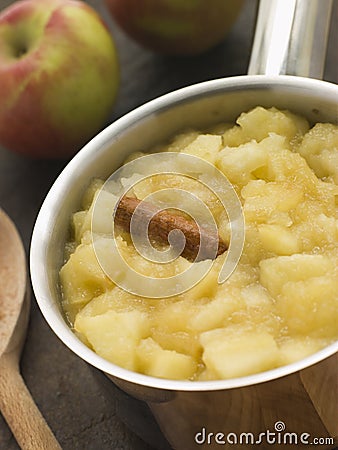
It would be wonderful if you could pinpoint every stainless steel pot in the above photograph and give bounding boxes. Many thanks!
[30,1,338,449]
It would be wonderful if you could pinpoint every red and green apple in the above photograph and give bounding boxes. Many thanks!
[105,0,244,55]
[0,0,119,158]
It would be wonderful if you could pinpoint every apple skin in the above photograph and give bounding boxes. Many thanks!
[0,0,119,158]
[105,0,244,55]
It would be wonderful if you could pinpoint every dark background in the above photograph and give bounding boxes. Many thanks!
[0,0,337,448]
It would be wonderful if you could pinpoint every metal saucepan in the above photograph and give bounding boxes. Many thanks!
[31,1,338,449]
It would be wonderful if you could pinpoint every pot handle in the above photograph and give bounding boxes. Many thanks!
[248,0,333,79]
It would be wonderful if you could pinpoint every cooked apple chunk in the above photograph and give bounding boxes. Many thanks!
[137,338,197,380]
[201,328,279,378]
[75,310,150,371]
[259,254,334,297]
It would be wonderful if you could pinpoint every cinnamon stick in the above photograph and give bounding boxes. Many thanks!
[114,196,228,262]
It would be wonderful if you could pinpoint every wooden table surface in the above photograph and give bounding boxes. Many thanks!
[0,0,337,449]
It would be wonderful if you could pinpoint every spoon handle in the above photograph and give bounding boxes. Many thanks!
[0,352,61,450]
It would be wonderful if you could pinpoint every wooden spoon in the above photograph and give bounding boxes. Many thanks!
[0,209,61,450]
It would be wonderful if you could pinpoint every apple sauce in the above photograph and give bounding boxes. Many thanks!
[60,106,338,381]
